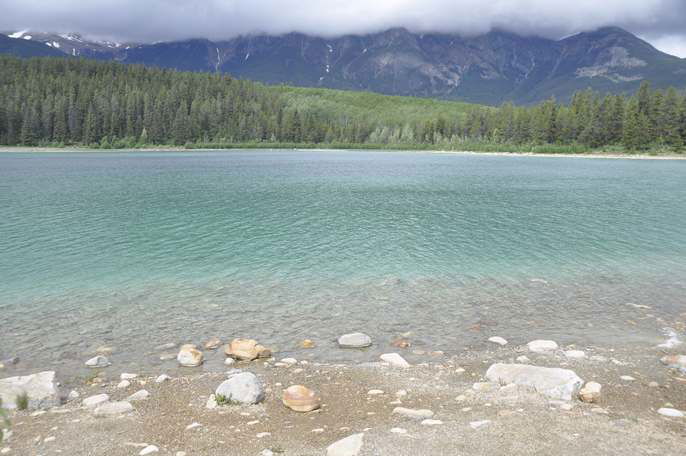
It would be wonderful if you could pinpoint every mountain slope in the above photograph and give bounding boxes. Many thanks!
[0,33,65,58]
[3,27,686,104]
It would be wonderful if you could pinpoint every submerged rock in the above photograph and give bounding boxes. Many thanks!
[177,345,204,367]
[337,333,372,348]
[579,382,602,403]
[485,363,583,401]
[660,355,686,371]
[327,433,364,456]
[301,339,316,349]
[527,340,558,353]
[215,372,264,405]
[380,353,410,368]
[0,371,60,410]
[391,338,411,348]
[282,385,321,412]
[85,356,110,368]
[225,339,271,361]
[204,337,222,350]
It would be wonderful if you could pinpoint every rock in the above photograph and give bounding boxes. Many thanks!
[657,408,684,418]
[224,358,236,366]
[392,407,434,420]
[327,433,364,456]
[579,382,602,403]
[260,450,275,456]
[204,337,222,350]
[256,432,271,438]
[472,382,494,392]
[186,422,202,430]
[421,419,443,425]
[337,333,372,349]
[95,346,114,356]
[120,373,137,380]
[159,354,176,361]
[140,445,159,455]
[281,358,298,365]
[391,338,411,348]
[128,389,150,401]
[68,390,80,400]
[380,353,410,368]
[177,346,203,367]
[648,381,659,388]
[564,350,586,359]
[84,356,110,368]
[620,375,635,381]
[225,339,261,361]
[155,374,171,383]
[282,385,321,412]
[488,336,508,346]
[215,372,265,405]
[390,428,407,434]
[93,401,133,416]
[206,394,217,409]
[527,340,558,353]
[516,356,530,363]
[367,389,384,395]
[0,371,60,410]
[470,420,491,429]
[590,355,608,362]
[660,355,686,370]
[82,394,109,409]
[301,339,316,349]
[117,380,130,389]
[485,363,583,401]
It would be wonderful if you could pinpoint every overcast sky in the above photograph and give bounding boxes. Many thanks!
[2,0,686,57]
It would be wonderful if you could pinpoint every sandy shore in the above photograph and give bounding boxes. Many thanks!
[1,146,685,160]
[2,340,685,456]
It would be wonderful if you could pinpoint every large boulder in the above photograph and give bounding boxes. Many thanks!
[215,372,264,405]
[337,333,372,348]
[0,371,60,410]
[485,363,583,401]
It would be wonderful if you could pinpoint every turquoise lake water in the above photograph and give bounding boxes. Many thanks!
[1,150,685,375]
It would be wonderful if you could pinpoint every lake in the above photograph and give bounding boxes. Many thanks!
[1,150,685,376]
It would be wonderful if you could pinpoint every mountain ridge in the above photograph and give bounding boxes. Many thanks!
[2,27,685,104]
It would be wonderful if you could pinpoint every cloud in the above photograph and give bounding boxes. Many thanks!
[1,0,685,56]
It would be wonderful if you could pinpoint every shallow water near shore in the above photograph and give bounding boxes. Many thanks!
[1,149,685,378]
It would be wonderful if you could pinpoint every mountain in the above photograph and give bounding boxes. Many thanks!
[0,32,65,58]
[3,27,686,104]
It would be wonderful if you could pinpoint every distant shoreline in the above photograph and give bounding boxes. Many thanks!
[1,146,685,160]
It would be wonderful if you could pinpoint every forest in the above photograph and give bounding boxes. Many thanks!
[1,55,685,153]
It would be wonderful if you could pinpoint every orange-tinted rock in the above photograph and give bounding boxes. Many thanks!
[282,385,320,412]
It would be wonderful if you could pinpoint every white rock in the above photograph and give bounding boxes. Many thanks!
[579,381,602,403]
[215,372,265,405]
[367,389,384,395]
[488,336,508,346]
[281,358,298,365]
[44,436,55,443]
[68,390,80,400]
[84,356,110,368]
[421,419,443,426]
[176,452,187,456]
[224,358,236,366]
[128,390,150,401]
[390,427,407,434]
[185,422,202,430]
[327,433,364,456]
[337,333,372,348]
[472,382,494,392]
[620,375,635,381]
[155,374,171,383]
[120,373,138,380]
[82,394,110,409]
[206,394,217,409]
[564,350,586,359]
[177,346,203,367]
[392,407,434,420]
[485,363,583,401]
[139,445,159,455]
[470,420,491,429]
[260,450,275,456]
[93,401,133,416]
[0,371,60,410]
[516,356,530,364]
[527,340,558,353]
[256,432,271,438]
[117,380,130,389]
[657,408,684,418]
[380,353,410,368]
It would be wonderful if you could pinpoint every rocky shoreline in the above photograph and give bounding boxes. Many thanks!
[1,331,685,455]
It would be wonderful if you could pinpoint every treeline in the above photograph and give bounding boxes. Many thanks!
[1,55,685,153]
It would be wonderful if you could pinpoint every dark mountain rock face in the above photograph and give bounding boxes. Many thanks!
[3,27,685,104]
